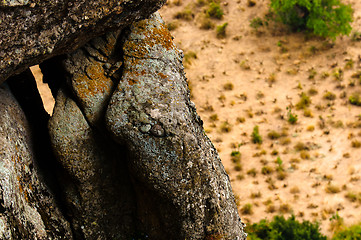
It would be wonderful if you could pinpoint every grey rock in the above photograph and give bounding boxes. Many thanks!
[0,85,72,239]
[0,0,166,84]
[49,89,137,239]
[106,13,247,239]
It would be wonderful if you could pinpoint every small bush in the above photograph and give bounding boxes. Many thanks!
[247,168,257,177]
[344,191,361,202]
[269,0,353,39]
[251,125,263,144]
[324,91,337,100]
[349,92,361,106]
[287,109,298,124]
[332,223,361,240]
[223,82,234,91]
[174,7,194,21]
[303,108,313,117]
[308,87,318,96]
[241,203,253,215]
[220,121,232,133]
[167,21,179,31]
[209,114,218,121]
[268,130,281,140]
[231,151,241,163]
[206,2,224,19]
[183,51,197,65]
[325,184,341,194]
[262,165,274,175]
[246,215,327,240]
[250,17,264,30]
[351,31,361,41]
[250,192,262,199]
[216,22,228,38]
[351,140,361,148]
[296,92,311,110]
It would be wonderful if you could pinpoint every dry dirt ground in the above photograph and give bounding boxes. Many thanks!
[159,0,361,237]
[31,0,361,237]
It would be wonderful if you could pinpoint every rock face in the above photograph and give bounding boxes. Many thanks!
[0,0,166,84]
[45,13,247,239]
[0,1,247,239]
[0,85,72,239]
[106,13,245,239]
[49,89,137,239]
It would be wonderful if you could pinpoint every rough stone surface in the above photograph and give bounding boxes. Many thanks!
[48,89,137,239]
[46,13,246,239]
[0,0,166,84]
[62,31,122,126]
[105,13,247,239]
[0,85,72,239]
[1,0,247,237]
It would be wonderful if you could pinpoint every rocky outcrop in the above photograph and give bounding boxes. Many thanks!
[0,85,72,239]
[0,0,247,239]
[45,13,247,239]
[0,0,166,84]
[106,13,245,239]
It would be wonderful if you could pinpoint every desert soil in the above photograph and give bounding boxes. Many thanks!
[31,0,361,237]
[159,0,361,237]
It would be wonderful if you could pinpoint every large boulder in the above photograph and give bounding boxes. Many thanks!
[0,85,72,239]
[46,13,247,239]
[0,0,166,83]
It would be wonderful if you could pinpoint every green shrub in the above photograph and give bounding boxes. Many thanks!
[246,215,327,240]
[332,223,361,240]
[349,92,361,106]
[295,92,311,110]
[270,0,353,39]
[287,109,298,124]
[250,17,265,30]
[206,2,224,19]
[231,151,241,163]
[268,130,281,140]
[216,22,228,38]
[241,203,253,215]
[251,125,263,144]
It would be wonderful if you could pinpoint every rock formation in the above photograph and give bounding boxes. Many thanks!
[0,1,247,239]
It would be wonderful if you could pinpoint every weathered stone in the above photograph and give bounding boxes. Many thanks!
[105,13,247,239]
[48,89,137,239]
[0,0,166,84]
[62,31,122,126]
[0,85,72,239]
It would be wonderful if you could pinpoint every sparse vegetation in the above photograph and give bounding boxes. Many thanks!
[160,3,361,237]
[206,1,224,19]
[261,165,274,175]
[296,92,311,110]
[287,109,298,124]
[250,17,264,30]
[241,203,253,215]
[216,22,228,38]
[174,7,194,21]
[247,168,257,177]
[268,130,281,140]
[220,121,232,133]
[349,92,361,106]
[351,140,361,148]
[251,125,262,144]
[325,184,341,194]
[223,82,234,91]
[323,91,336,100]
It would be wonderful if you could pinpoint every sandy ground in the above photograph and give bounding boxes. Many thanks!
[159,0,361,237]
[31,0,361,237]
